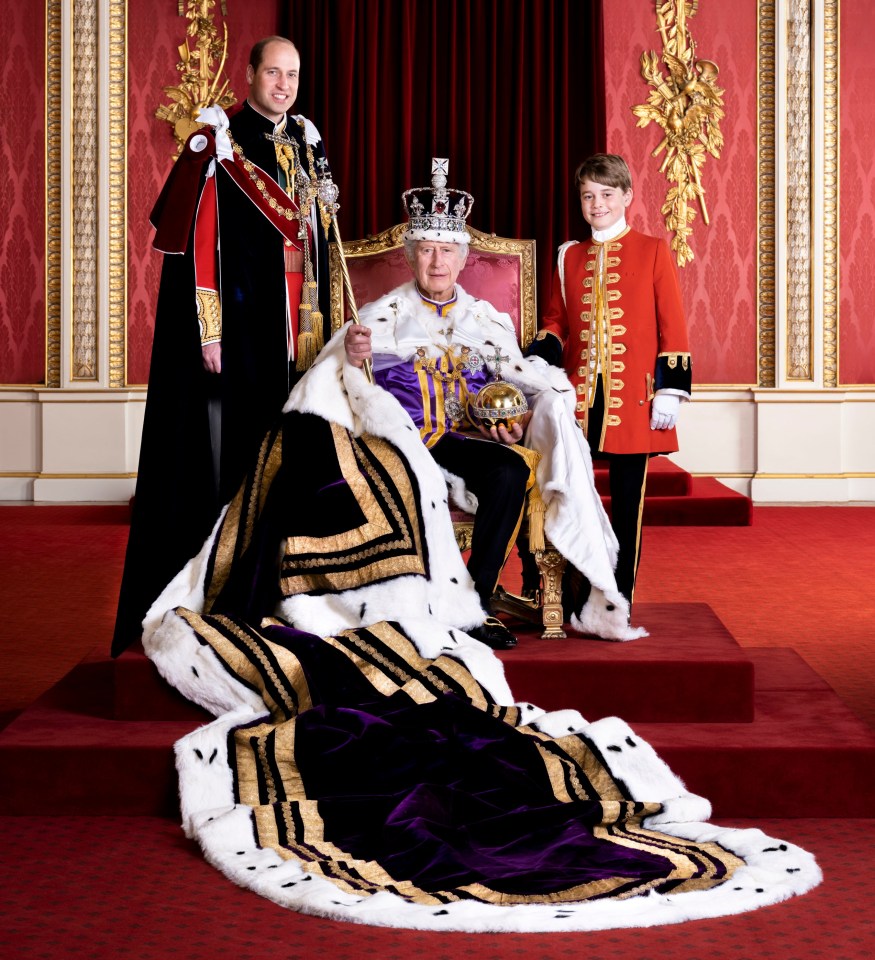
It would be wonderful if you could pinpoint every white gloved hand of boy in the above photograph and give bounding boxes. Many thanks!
[650,393,680,430]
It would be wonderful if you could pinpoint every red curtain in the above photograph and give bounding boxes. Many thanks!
[282,0,604,311]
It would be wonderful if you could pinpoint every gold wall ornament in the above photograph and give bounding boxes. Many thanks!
[45,0,62,388]
[156,1,235,155]
[757,0,777,388]
[785,0,812,381]
[631,0,725,267]
[108,0,128,388]
[72,0,98,381]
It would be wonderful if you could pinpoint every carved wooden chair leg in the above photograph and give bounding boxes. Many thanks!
[534,545,567,639]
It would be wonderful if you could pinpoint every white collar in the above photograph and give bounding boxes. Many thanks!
[592,217,628,243]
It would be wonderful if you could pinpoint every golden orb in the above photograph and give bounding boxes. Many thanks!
[472,379,528,429]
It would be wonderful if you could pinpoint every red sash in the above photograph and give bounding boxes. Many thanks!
[218,152,308,247]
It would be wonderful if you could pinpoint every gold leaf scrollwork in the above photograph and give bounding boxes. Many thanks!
[156,1,236,157]
[631,1,724,267]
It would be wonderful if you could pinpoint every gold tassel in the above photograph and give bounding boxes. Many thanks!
[295,311,324,372]
[296,331,318,372]
[527,481,546,553]
[311,310,325,353]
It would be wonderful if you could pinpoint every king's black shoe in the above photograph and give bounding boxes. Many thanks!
[469,616,518,649]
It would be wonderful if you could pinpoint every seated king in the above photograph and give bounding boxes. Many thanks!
[297,159,644,645]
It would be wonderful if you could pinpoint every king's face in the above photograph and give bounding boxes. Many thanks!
[410,241,468,302]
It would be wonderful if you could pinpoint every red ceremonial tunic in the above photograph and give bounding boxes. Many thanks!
[540,227,690,455]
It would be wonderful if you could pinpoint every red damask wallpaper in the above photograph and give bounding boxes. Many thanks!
[603,0,758,385]
[839,0,875,385]
[0,2,46,385]
[126,0,281,384]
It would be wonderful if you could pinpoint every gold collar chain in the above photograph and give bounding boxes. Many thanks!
[228,120,317,223]
[416,345,480,383]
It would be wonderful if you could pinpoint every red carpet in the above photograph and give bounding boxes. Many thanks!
[1,503,874,954]
[0,504,129,719]
[3,815,872,960]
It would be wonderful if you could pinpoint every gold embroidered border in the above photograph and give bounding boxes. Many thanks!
[232,720,276,804]
[254,727,279,804]
[325,621,491,711]
[280,428,426,594]
[456,815,739,903]
[204,428,284,612]
[253,803,453,904]
[284,428,399,555]
[757,0,777,387]
[323,629,435,702]
[544,733,627,804]
[177,609,311,719]
[623,820,744,887]
[252,802,738,907]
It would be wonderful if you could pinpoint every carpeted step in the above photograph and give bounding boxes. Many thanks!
[113,604,754,724]
[113,647,212,722]
[592,458,752,526]
[500,602,755,723]
[639,684,875,819]
[639,646,875,819]
[593,457,692,497]
[604,477,753,526]
[0,660,196,815]
[0,706,195,816]
[3,643,873,818]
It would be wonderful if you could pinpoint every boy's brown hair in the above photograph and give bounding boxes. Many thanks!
[574,153,633,193]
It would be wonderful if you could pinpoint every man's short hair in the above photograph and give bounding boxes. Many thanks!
[249,36,298,71]
[574,154,633,193]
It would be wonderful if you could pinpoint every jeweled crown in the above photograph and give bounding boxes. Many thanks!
[402,158,474,243]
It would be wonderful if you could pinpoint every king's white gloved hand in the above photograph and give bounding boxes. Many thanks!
[650,392,680,430]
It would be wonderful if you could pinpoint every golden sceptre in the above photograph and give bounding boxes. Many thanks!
[315,168,373,384]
